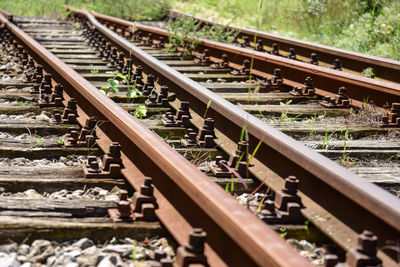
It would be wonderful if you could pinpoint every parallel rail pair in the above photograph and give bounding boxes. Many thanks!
[72,8,400,265]
[0,6,399,266]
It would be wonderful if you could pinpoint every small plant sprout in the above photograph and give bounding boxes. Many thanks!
[101,78,119,96]
[247,34,257,103]
[110,237,118,244]
[322,130,335,150]
[133,105,147,119]
[256,195,267,215]
[203,100,212,119]
[90,69,99,74]
[36,137,43,147]
[304,220,310,235]
[363,96,369,109]
[279,227,288,238]
[131,240,137,261]
[73,22,81,29]
[278,100,300,124]
[362,67,375,78]
[306,114,317,136]
[339,129,356,168]
[16,101,28,106]
[247,135,265,167]
[225,175,235,195]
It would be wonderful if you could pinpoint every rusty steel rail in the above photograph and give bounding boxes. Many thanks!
[89,10,400,110]
[0,10,317,267]
[0,9,12,21]
[165,9,400,83]
[69,7,400,256]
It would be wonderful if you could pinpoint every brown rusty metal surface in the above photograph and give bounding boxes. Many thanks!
[0,11,313,267]
[72,9,400,248]
[89,10,400,109]
[165,9,400,83]
[0,8,13,21]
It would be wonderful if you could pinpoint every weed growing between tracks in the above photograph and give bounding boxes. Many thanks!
[164,17,238,58]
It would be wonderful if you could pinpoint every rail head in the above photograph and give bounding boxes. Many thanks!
[0,10,314,267]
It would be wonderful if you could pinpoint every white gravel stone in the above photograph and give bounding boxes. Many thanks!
[17,245,30,256]
[97,253,124,267]
[72,238,94,250]
[35,112,49,121]
[82,246,97,255]
[0,252,20,267]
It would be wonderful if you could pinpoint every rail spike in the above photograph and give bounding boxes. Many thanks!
[209,140,249,178]
[210,53,229,69]
[175,228,209,267]
[324,230,382,267]
[83,142,124,178]
[162,101,191,127]
[290,76,315,96]
[145,85,169,107]
[108,178,159,222]
[380,103,400,127]
[64,117,97,147]
[320,87,350,108]
[259,176,305,224]
[194,48,210,65]
[50,98,78,124]
[259,68,284,90]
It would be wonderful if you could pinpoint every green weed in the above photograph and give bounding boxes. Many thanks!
[305,114,317,136]
[279,227,287,238]
[165,17,238,58]
[133,105,147,119]
[203,100,212,119]
[339,129,357,168]
[36,137,43,147]
[101,77,120,96]
[131,240,137,261]
[304,220,310,235]
[322,130,335,151]
[16,101,28,106]
[110,237,118,244]
[73,22,81,29]
[362,67,375,78]
[276,100,301,124]
[255,195,267,215]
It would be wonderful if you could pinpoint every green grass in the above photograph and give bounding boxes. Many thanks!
[0,0,168,20]
[171,0,400,60]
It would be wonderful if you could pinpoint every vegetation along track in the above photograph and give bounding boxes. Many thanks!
[0,6,398,266]
[165,9,400,83]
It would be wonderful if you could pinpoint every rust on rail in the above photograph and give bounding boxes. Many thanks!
[83,10,400,249]
[0,10,315,267]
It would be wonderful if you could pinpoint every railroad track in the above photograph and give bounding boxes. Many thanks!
[86,10,400,196]
[0,7,398,267]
